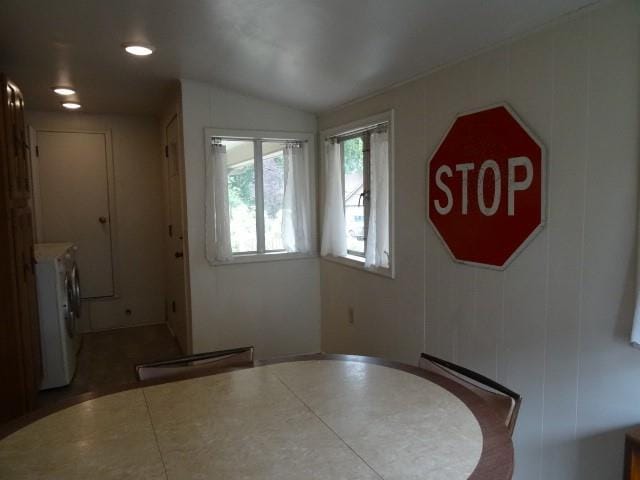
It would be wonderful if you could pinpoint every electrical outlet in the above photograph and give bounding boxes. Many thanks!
[348,306,355,325]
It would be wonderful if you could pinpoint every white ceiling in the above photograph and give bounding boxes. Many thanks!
[0,0,597,115]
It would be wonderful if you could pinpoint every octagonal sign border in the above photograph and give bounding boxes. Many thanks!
[427,103,547,270]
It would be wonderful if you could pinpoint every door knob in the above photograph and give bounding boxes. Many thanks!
[98,216,108,224]
[175,252,184,258]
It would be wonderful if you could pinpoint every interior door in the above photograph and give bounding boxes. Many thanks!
[35,130,114,298]
[165,117,189,353]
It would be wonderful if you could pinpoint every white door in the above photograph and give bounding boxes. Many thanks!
[36,130,114,298]
[166,117,189,352]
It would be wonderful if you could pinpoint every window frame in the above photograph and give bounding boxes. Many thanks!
[320,110,395,279]
[204,127,316,266]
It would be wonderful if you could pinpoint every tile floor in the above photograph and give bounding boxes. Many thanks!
[37,323,181,409]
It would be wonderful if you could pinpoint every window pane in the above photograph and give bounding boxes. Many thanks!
[262,142,285,251]
[343,137,365,256]
[224,140,257,253]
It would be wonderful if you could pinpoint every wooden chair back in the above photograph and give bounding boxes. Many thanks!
[419,352,521,436]
[136,346,254,382]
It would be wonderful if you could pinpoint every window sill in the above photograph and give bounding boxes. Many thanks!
[209,251,318,267]
[321,254,394,279]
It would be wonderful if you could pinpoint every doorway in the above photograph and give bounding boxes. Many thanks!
[165,116,190,353]
[33,130,116,299]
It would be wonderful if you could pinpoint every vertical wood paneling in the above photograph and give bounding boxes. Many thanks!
[576,3,640,479]
[429,61,477,364]
[424,76,443,359]
[502,28,554,480]
[540,14,590,480]
[319,83,427,366]
[424,93,449,358]
[386,81,429,364]
[320,2,640,478]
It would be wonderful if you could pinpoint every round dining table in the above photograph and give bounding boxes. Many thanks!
[0,354,513,479]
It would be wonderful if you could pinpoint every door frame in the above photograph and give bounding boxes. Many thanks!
[30,127,120,298]
[164,114,192,354]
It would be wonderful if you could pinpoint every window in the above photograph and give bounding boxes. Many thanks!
[224,139,257,253]
[321,112,393,275]
[205,129,314,264]
[223,139,285,254]
[343,136,367,256]
[262,143,286,252]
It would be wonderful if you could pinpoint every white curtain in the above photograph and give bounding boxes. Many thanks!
[633,301,640,348]
[205,142,232,262]
[321,140,347,257]
[632,221,640,346]
[282,144,312,253]
[365,130,390,269]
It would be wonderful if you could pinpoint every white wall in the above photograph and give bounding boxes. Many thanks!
[26,111,166,331]
[318,2,640,479]
[180,79,321,359]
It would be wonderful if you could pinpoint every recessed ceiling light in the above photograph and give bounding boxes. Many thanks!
[52,87,76,96]
[123,44,154,56]
[61,102,82,110]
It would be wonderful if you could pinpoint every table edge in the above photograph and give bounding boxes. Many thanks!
[0,352,514,480]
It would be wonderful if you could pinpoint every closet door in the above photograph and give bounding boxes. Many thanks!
[36,130,114,298]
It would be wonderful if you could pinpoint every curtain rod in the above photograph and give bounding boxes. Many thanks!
[211,137,307,145]
[325,121,389,143]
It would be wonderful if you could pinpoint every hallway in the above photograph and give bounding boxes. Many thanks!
[37,324,181,409]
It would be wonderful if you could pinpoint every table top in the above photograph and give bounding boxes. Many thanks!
[0,354,513,479]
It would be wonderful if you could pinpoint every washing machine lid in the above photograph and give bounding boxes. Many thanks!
[34,242,75,263]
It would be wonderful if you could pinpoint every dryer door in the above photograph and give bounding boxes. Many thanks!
[63,272,76,339]
[68,263,81,319]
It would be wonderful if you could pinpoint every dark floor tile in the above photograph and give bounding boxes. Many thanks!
[37,323,181,409]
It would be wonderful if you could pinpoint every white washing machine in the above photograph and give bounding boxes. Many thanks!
[35,243,82,390]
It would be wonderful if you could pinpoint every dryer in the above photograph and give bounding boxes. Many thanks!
[35,243,81,389]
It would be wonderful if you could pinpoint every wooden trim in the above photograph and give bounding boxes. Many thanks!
[0,353,514,479]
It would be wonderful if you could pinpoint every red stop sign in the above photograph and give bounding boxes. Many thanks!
[428,105,545,269]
